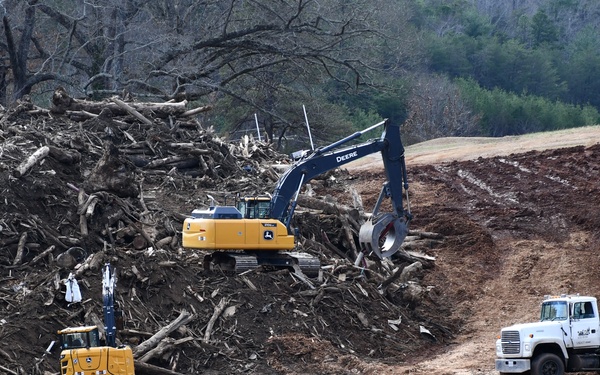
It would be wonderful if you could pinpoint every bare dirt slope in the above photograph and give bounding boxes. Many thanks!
[346,125,600,374]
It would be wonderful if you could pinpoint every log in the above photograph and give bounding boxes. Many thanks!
[130,222,155,249]
[415,231,445,240]
[144,156,198,169]
[13,232,28,266]
[73,251,104,277]
[52,87,192,119]
[204,297,229,342]
[134,361,185,375]
[395,249,435,268]
[78,189,88,237]
[121,329,154,338]
[320,230,353,262]
[133,310,195,358]
[349,186,365,217]
[340,216,358,260]
[181,105,212,117]
[29,245,55,265]
[379,264,406,289]
[155,236,173,250]
[132,234,147,250]
[111,97,153,126]
[85,196,100,217]
[185,285,204,303]
[0,364,18,375]
[138,338,175,363]
[14,146,49,177]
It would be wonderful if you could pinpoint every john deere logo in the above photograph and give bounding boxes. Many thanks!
[263,230,274,240]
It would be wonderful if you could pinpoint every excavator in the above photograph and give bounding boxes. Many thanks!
[182,119,412,274]
[57,263,135,374]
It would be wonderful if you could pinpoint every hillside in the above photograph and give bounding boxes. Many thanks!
[366,126,600,374]
[1,95,600,374]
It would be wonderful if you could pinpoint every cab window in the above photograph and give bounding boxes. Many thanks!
[62,332,87,349]
[61,329,100,349]
[574,301,595,319]
[540,301,568,321]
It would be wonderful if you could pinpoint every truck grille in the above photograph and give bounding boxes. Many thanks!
[501,331,521,354]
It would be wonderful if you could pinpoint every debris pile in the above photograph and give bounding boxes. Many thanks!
[0,90,446,374]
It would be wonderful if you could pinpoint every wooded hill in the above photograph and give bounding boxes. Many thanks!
[1,0,599,151]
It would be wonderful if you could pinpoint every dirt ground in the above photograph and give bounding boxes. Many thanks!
[2,100,600,375]
[378,134,600,374]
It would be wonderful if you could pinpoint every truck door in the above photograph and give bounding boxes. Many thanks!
[570,301,600,348]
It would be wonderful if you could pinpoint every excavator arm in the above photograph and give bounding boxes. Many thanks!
[102,263,117,347]
[269,119,412,259]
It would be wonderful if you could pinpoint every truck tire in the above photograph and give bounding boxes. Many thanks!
[531,353,564,375]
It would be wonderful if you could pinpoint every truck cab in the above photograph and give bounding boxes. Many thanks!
[496,294,600,374]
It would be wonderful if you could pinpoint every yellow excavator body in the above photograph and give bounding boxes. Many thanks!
[57,326,135,375]
[182,216,295,250]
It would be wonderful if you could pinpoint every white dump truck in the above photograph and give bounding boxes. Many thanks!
[496,294,600,375]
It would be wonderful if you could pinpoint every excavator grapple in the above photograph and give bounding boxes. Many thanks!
[359,213,409,259]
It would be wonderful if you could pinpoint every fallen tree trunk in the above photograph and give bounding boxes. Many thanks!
[137,338,176,363]
[134,361,186,375]
[204,297,230,342]
[51,87,197,119]
[111,97,153,126]
[14,146,49,177]
[133,310,195,358]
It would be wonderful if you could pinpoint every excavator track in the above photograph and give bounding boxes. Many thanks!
[203,251,320,276]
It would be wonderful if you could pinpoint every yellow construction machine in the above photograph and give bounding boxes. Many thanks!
[57,263,135,374]
[182,119,412,274]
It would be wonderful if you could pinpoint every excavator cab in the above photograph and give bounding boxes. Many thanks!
[58,326,101,349]
[237,196,271,219]
[58,326,135,375]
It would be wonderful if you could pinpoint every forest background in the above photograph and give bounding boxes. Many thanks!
[1,0,599,151]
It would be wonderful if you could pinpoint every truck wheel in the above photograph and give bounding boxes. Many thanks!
[531,353,564,375]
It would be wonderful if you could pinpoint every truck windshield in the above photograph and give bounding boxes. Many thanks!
[540,301,568,321]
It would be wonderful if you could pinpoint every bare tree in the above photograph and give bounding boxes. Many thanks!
[1,1,59,103]
[403,74,481,145]
[2,0,412,100]
[0,0,416,141]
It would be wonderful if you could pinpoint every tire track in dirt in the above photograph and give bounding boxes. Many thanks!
[372,141,600,375]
